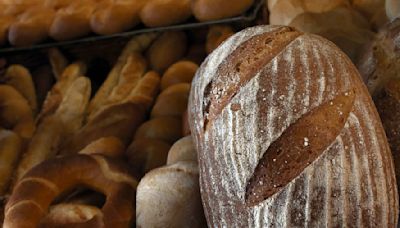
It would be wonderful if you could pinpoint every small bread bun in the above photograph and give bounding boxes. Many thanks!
[49,0,96,41]
[140,0,192,27]
[161,61,198,90]
[127,138,170,176]
[8,6,56,46]
[206,25,234,54]
[146,31,188,73]
[191,0,254,21]
[151,83,190,118]
[90,0,143,35]
[166,136,196,165]
[134,117,182,144]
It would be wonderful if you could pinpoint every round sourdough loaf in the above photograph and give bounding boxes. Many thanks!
[188,25,398,227]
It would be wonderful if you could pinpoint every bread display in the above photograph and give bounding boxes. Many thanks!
[188,25,398,226]
[4,154,138,227]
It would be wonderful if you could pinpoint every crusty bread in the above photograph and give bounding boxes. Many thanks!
[136,161,206,228]
[191,0,254,21]
[189,25,398,226]
[140,0,192,27]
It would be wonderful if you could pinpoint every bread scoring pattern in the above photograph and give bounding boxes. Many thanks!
[189,26,398,227]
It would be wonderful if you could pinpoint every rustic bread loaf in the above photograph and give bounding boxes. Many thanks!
[188,25,398,227]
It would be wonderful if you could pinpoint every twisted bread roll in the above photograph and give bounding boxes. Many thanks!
[49,0,97,41]
[8,6,56,46]
[40,204,102,228]
[15,77,91,181]
[166,135,196,165]
[136,161,206,227]
[127,138,170,176]
[151,83,190,118]
[161,60,198,90]
[90,0,143,35]
[89,33,158,116]
[5,154,138,227]
[146,31,188,73]
[0,129,22,196]
[2,65,38,114]
[140,0,191,27]
[387,0,400,20]
[0,85,35,140]
[206,25,234,54]
[134,117,182,144]
[189,25,398,226]
[191,0,254,21]
[59,71,160,155]
[79,137,125,158]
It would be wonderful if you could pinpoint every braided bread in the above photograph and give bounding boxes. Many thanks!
[0,85,35,140]
[188,25,398,226]
[5,154,138,227]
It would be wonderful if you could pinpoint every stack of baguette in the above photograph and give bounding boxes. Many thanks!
[0,0,253,46]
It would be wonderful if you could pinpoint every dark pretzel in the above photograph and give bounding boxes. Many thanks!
[4,154,138,228]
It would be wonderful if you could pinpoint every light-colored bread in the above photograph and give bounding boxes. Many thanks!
[134,117,182,144]
[5,154,138,227]
[136,161,206,228]
[49,0,96,41]
[161,60,198,90]
[2,65,37,115]
[166,135,196,165]
[189,25,398,226]
[140,0,192,27]
[8,6,56,46]
[0,129,22,195]
[191,0,254,21]
[146,31,188,73]
[127,138,170,176]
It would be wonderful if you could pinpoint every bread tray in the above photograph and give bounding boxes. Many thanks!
[0,0,264,54]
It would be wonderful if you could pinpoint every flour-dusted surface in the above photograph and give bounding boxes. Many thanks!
[188,25,398,227]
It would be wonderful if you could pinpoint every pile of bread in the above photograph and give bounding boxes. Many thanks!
[0,0,253,46]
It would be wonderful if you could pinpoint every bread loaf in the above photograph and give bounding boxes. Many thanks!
[188,25,398,226]
[140,0,192,27]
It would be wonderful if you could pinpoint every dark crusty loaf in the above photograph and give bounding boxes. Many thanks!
[188,25,398,227]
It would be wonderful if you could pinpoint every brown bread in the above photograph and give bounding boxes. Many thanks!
[189,25,398,227]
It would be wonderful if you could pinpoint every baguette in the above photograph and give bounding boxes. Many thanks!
[188,25,398,226]
[140,0,191,27]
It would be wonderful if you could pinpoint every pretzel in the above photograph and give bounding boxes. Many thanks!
[0,85,35,140]
[2,65,38,115]
[4,154,138,227]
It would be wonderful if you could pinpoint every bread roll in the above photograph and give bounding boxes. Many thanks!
[90,0,143,35]
[206,25,234,54]
[49,0,96,41]
[0,15,14,46]
[288,6,375,61]
[0,129,22,195]
[134,117,182,144]
[191,0,254,21]
[166,136,196,165]
[386,0,400,20]
[8,6,56,46]
[136,161,206,228]
[188,25,398,226]
[140,0,191,27]
[161,60,198,90]
[146,31,188,73]
[268,0,348,25]
[127,138,170,176]
[151,83,190,118]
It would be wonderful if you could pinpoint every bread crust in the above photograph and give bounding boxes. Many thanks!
[189,25,398,227]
